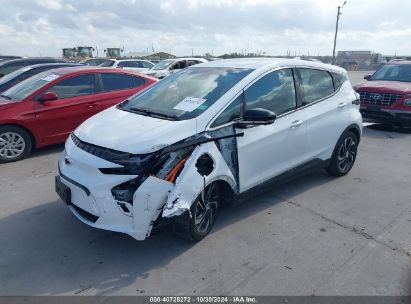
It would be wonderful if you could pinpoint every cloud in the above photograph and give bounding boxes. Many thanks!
[1,0,411,57]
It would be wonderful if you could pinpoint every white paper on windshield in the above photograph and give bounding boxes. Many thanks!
[41,74,59,82]
[173,97,207,112]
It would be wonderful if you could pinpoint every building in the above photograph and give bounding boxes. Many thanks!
[336,51,386,70]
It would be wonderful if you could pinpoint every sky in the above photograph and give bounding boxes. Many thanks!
[1,0,411,58]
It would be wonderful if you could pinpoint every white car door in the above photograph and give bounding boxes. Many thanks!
[297,68,350,161]
[235,68,308,192]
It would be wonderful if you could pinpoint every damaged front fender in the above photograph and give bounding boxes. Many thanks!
[162,141,237,218]
[130,176,174,240]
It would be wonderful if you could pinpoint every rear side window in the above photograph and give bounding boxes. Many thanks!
[119,61,143,68]
[331,72,348,90]
[133,76,146,87]
[299,69,335,105]
[49,74,96,99]
[101,73,135,92]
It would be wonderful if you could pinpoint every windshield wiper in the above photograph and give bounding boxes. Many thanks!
[0,94,11,100]
[129,107,179,121]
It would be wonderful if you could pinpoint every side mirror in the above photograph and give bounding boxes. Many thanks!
[364,74,371,80]
[40,91,58,102]
[236,108,276,128]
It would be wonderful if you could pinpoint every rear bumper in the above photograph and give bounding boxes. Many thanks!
[360,107,411,125]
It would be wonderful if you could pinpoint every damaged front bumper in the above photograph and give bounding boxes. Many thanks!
[57,130,239,240]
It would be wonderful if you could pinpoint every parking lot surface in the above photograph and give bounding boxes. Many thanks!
[0,71,410,296]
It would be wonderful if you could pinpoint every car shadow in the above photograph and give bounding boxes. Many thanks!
[27,144,65,160]
[0,167,337,296]
[364,122,411,136]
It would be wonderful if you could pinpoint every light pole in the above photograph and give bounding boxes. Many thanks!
[332,1,347,65]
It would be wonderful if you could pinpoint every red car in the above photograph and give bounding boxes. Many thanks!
[0,67,157,162]
[353,60,411,127]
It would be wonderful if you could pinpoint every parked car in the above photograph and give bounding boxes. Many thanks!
[0,63,80,93]
[353,60,411,126]
[143,58,208,79]
[99,59,154,72]
[79,58,112,66]
[56,58,362,242]
[0,58,67,78]
[0,55,22,62]
[0,67,157,162]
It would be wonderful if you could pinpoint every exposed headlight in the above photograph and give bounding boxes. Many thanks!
[99,154,155,175]
[404,95,411,106]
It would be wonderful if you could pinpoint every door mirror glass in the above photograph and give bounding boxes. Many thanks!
[364,74,371,80]
[40,91,58,102]
[236,108,276,128]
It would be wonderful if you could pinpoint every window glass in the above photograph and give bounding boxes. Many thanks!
[48,74,95,99]
[0,61,27,76]
[244,69,296,116]
[299,69,335,104]
[151,59,174,71]
[133,76,146,87]
[101,73,135,91]
[100,60,115,67]
[118,61,135,68]
[142,61,154,68]
[22,68,45,80]
[331,72,347,90]
[2,70,60,101]
[370,64,411,82]
[210,95,242,127]
[120,67,253,120]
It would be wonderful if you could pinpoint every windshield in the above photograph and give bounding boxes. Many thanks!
[100,60,115,67]
[119,67,253,120]
[150,59,175,71]
[371,64,411,82]
[0,66,31,85]
[1,70,60,101]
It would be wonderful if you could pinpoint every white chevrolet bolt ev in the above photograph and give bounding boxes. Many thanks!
[56,58,362,241]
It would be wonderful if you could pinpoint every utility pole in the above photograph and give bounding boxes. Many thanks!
[332,1,347,65]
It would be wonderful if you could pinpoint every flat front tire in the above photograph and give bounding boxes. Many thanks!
[326,131,358,177]
[172,183,220,241]
[0,126,32,163]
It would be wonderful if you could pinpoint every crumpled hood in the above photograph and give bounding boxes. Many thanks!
[354,81,411,93]
[0,97,18,110]
[74,106,198,154]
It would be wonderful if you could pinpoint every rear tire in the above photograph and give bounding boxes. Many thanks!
[172,183,220,241]
[0,125,32,163]
[326,131,358,177]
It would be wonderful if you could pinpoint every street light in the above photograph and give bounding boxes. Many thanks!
[332,0,347,65]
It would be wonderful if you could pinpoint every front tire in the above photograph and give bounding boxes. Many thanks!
[0,126,32,163]
[326,131,358,177]
[172,183,220,241]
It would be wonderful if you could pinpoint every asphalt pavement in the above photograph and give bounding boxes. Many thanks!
[0,71,410,296]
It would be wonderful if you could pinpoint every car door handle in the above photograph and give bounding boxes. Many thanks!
[338,102,347,108]
[290,120,304,128]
